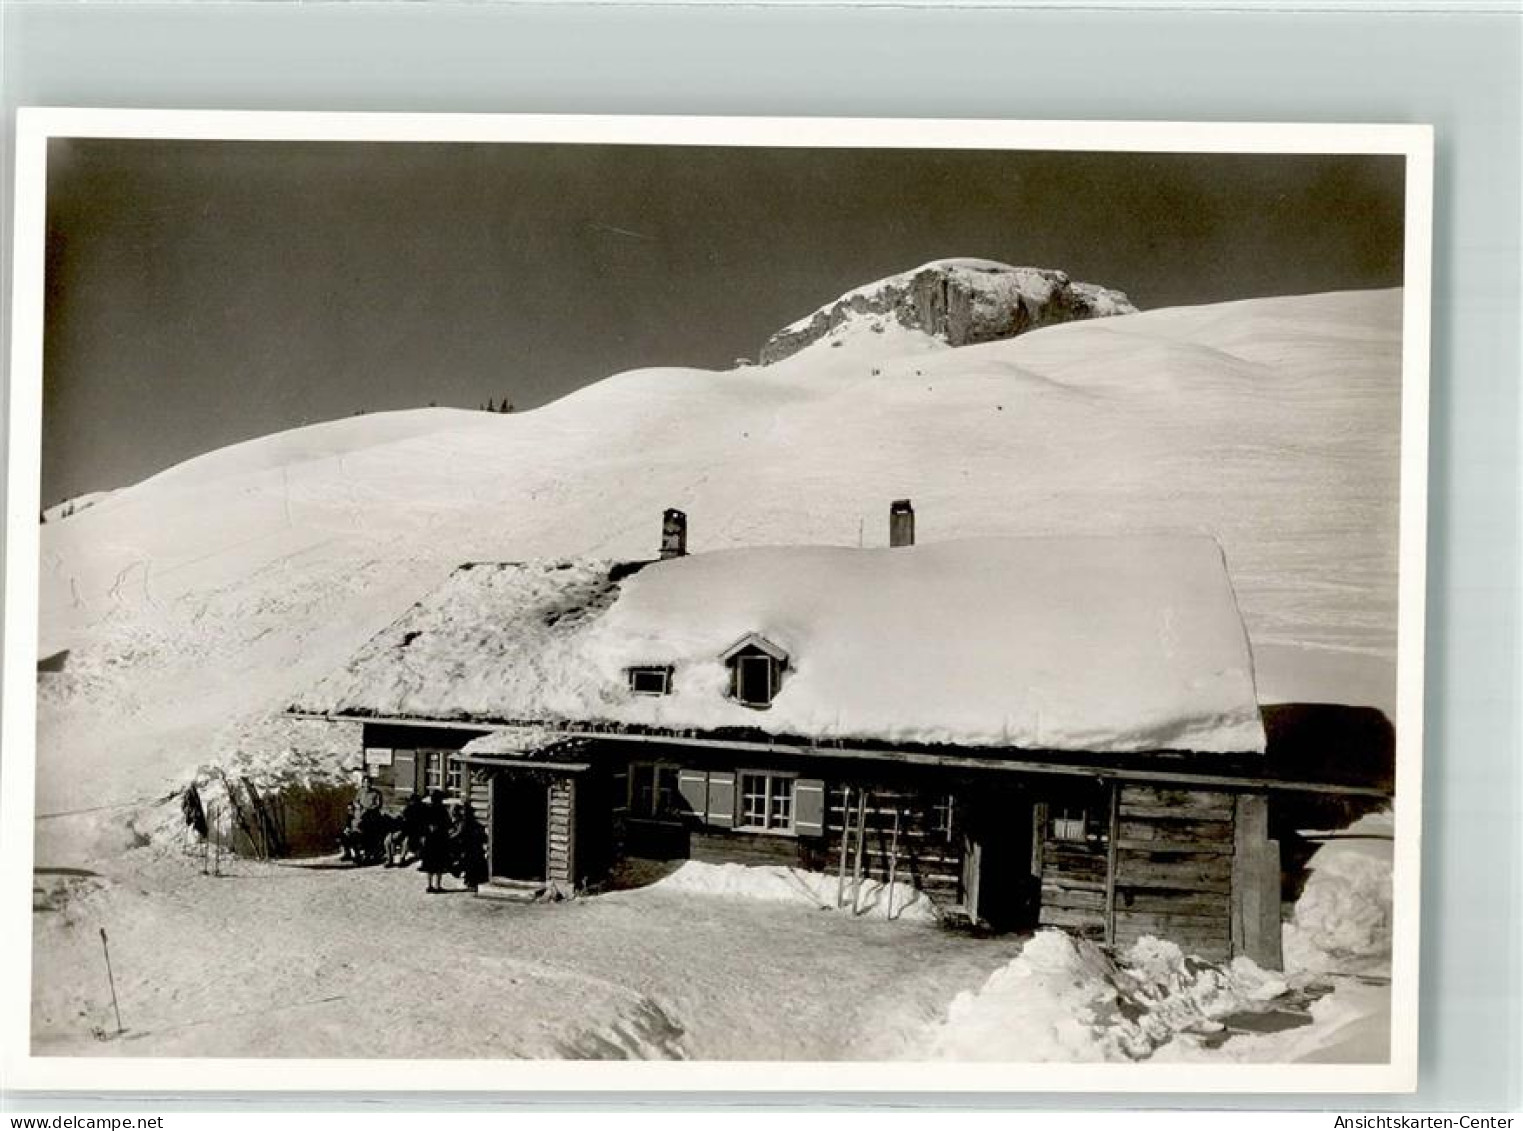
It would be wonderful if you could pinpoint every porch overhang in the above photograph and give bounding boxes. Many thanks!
[453,753,592,773]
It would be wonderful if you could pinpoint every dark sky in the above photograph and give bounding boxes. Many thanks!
[42,139,1405,505]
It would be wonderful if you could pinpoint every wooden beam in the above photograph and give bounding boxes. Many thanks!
[455,755,592,772]
[565,730,1391,798]
[1103,783,1120,947]
[301,712,1389,798]
[1232,793,1285,970]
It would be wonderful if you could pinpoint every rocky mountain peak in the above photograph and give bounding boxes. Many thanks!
[760,258,1137,364]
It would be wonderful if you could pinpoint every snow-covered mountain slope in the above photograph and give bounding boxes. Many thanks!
[759,259,1137,363]
[33,288,1401,838]
[40,490,115,525]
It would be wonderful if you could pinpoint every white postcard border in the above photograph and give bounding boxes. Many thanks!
[2,109,1434,1095]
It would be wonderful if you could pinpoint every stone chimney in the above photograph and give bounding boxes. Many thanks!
[889,499,915,548]
[660,508,688,559]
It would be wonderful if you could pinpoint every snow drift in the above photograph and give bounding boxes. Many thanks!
[645,860,937,922]
[920,810,1397,1064]
[1283,809,1395,975]
[925,930,1289,1062]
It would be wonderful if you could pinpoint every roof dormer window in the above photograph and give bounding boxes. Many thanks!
[626,666,674,696]
[719,633,789,709]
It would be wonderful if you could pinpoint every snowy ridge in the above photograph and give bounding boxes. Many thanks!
[35,289,1399,830]
[759,258,1137,363]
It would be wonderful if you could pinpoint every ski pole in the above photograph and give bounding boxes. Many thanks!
[98,927,123,1034]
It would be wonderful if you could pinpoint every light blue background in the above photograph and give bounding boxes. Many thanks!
[2,0,1519,1113]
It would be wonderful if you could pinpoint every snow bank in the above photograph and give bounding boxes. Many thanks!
[646,860,937,922]
[925,930,1288,1062]
[1283,809,1394,975]
[923,810,1396,1064]
[299,535,1266,754]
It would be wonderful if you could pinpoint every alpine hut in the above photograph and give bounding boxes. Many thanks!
[291,506,1393,968]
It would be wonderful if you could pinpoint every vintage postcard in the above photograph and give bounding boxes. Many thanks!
[2,111,1431,1093]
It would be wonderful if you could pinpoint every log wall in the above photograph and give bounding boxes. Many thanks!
[547,777,576,886]
[808,785,964,908]
[1110,785,1238,961]
[691,830,800,868]
[1036,798,1111,940]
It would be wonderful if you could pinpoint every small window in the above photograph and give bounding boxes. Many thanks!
[719,633,789,710]
[445,755,463,797]
[739,771,794,833]
[1051,806,1089,842]
[626,666,673,696]
[931,794,956,844]
[423,751,444,793]
[734,655,778,707]
[630,763,680,819]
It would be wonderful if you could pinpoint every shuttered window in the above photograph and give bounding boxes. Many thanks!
[392,752,417,796]
[738,771,794,833]
[705,771,737,829]
[610,768,630,816]
[793,778,826,837]
[677,769,709,821]
[630,763,680,819]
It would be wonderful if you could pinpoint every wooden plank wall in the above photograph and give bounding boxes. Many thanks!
[547,778,575,886]
[467,770,492,821]
[1036,807,1110,940]
[1110,784,1236,961]
[808,785,964,908]
[691,830,799,868]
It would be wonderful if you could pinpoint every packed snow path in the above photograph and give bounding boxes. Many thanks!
[32,852,1023,1060]
[32,846,1389,1063]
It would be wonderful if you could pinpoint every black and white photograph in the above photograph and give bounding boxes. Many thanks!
[4,113,1430,1091]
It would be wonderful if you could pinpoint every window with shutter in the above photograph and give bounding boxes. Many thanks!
[794,778,826,837]
[737,771,796,834]
[677,769,709,821]
[629,763,681,819]
[705,771,737,828]
[392,752,417,795]
[422,751,444,793]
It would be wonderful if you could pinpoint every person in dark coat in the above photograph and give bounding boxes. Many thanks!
[338,797,366,863]
[420,790,453,893]
[452,803,489,892]
[387,792,427,867]
[357,802,387,865]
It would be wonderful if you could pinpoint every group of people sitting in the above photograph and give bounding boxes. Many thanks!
[338,788,488,893]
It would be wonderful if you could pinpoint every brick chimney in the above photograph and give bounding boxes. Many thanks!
[660,508,688,559]
[889,499,915,548]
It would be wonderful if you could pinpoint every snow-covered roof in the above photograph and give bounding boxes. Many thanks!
[295,536,1266,755]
